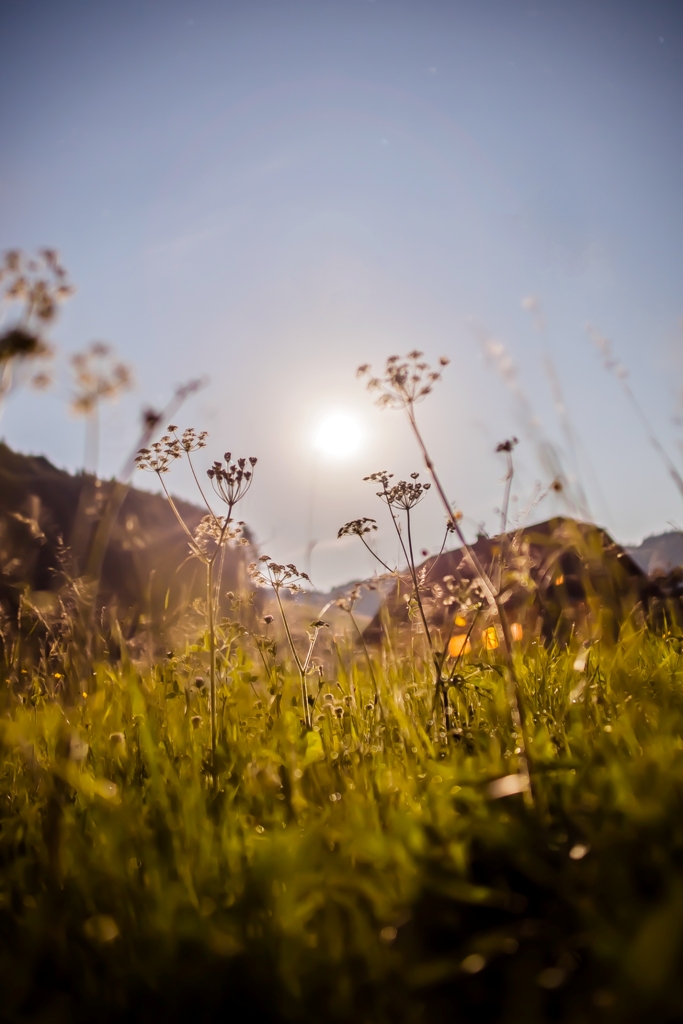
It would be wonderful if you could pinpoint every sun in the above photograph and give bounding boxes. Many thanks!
[314,413,362,459]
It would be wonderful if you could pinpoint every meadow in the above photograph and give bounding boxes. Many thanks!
[3,255,683,1023]
[3,626,683,1023]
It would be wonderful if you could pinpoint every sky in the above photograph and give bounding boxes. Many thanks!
[1,0,682,589]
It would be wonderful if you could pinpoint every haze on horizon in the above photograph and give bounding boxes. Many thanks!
[1,0,682,589]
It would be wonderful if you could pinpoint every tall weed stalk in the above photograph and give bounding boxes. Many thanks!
[136,427,256,774]
[358,352,533,800]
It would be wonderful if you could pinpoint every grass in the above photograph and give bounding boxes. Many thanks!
[2,628,683,1022]
[3,290,683,1024]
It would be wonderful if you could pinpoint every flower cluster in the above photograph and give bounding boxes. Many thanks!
[1,248,74,327]
[247,556,311,594]
[70,342,133,417]
[357,351,449,409]
[365,470,430,510]
[168,425,209,453]
[208,453,257,510]
[193,515,245,558]
[496,436,519,455]
[337,517,377,540]
[135,426,208,474]
[0,249,75,398]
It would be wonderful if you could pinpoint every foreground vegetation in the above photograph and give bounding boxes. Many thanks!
[4,259,683,1021]
[2,629,683,1023]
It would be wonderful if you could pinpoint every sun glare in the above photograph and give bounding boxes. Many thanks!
[314,413,362,459]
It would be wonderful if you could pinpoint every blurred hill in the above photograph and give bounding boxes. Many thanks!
[359,517,647,646]
[626,531,683,575]
[0,444,251,638]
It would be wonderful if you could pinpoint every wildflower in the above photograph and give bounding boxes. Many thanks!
[192,515,243,558]
[0,327,48,364]
[207,452,257,510]
[372,473,430,511]
[337,517,377,539]
[247,558,311,594]
[69,342,133,417]
[135,437,181,474]
[172,426,208,453]
[357,351,449,410]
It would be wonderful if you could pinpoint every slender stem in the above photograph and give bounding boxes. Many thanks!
[0,362,12,404]
[359,533,396,575]
[274,589,303,675]
[207,560,216,780]
[348,609,380,710]
[403,403,533,802]
[500,451,514,535]
[213,537,228,611]
[273,587,310,728]
[186,447,216,518]
[210,502,235,613]
[423,525,452,583]
[496,451,514,593]
[254,637,276,694]
[405,406,497,609]
[381,485,433,653]
[302,626,322,675]
[157,474,203,554]
[85,406,99,476]
[404,506,433,651]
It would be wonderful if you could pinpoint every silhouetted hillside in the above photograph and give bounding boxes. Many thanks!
[0,444,251,637]
[626,531,683,575]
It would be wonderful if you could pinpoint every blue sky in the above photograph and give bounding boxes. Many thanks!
[1,0,682,587]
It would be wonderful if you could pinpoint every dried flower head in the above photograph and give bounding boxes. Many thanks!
[0,327,50,365]
[358,351,449,409]
[69,341,133,417]
[365,470,430,510]
[247,558,311,594]
[207,452,257,510]
[169,425,208,453]
[193,515,244,558]
[1,247,74,329]
[337,517,378,540]
[135,433,183,474]
[0,248,69,402]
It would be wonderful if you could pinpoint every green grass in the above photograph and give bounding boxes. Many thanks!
[2,630,683,1022]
